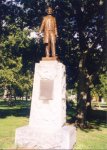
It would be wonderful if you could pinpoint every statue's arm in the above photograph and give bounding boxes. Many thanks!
[39,17,45,33]
[54,18,58,37]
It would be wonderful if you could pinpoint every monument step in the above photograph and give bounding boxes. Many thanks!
[15,125,76,149]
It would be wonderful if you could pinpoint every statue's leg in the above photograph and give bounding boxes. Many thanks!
[50,32,56,57]
[44,31,50,57]
[51,42,56,57]
[45,42,50,57]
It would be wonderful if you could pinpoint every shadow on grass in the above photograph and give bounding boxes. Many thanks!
[0,108,30,118]
[66,101,107,132]
[0,100,30,118]
[0,100,31,107]
[83,109,107,132]
[79,119,107,133]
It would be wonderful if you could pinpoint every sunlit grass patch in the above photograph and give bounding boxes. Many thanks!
[0,116,29,149]
[75,125,107,149]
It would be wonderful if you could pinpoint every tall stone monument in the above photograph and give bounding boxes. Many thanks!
[15,7,76,149]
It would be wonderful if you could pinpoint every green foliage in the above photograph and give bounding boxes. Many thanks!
[0,16,33,98]
[100,74,107,99]
[92,73,107,101]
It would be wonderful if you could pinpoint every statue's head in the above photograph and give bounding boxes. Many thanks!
[46,7,53,15]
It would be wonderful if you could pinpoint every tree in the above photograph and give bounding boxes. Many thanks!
[0,1,33,100]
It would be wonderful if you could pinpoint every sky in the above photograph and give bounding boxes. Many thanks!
[4,0,23,8]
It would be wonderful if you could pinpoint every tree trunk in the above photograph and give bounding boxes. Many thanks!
[76,60,93,127]
[76,63,88,127]
[74,1,90,127]
[86,88,92,120]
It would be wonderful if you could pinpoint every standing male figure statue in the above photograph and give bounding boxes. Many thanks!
[39,7,58,57]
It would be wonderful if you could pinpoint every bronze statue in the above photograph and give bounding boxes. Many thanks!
[39,7,58,57]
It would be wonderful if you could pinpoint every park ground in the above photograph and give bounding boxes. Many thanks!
[0,99,107,149]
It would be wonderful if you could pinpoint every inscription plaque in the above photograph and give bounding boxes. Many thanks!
[40,80,53,100]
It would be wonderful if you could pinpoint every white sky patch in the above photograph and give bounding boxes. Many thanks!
[97,44,101,49]
[28,30,43,39]
[2,20,7,27]
[28,31,39,39]
[81,7,84,12]
[99,0,103,5]
[88,43,93,48]
[27,30,43,43]
[96,44,103,52]
[4,0,23,8]
[74,32,79,38]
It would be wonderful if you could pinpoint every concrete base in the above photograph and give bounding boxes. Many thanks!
[15,125,76,149]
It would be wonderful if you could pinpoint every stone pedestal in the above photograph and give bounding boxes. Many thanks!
[15,60,76,149]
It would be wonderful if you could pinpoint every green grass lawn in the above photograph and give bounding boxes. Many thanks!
[0,99,30,149]
[75,124,107,149]
[0,116,28,149]
[0,116,107,149]
[0,99,107,149]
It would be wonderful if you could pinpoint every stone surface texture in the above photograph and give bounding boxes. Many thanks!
[29,61,66,131]
[15,60,76,149]
[15,125,76,149]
